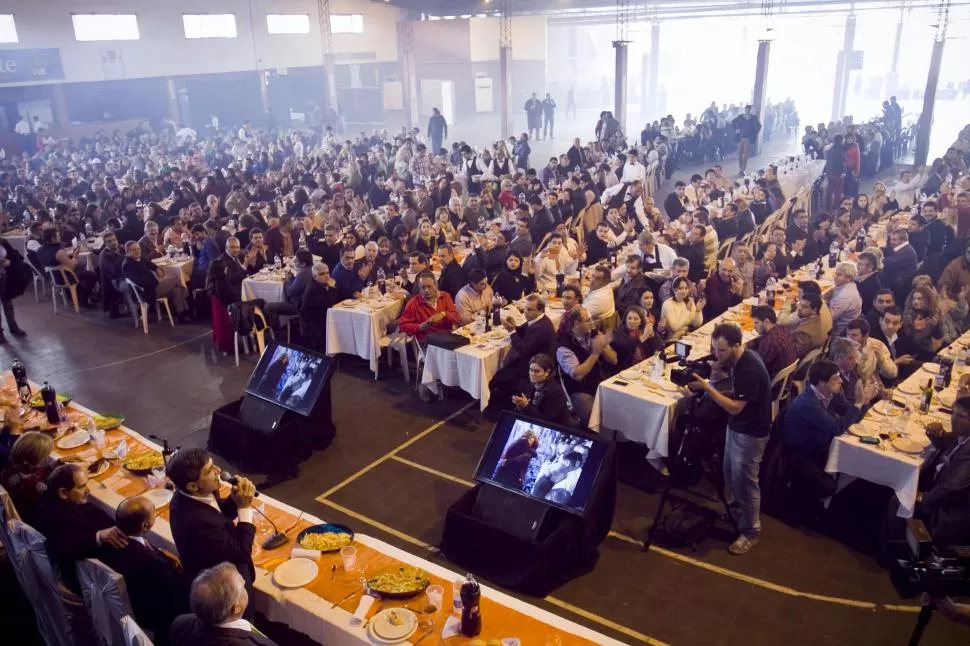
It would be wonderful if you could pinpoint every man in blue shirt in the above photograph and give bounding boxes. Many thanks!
[783,360,863,521]
[331,247,363,302]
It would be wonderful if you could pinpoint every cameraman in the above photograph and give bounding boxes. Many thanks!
[691,323,772,555]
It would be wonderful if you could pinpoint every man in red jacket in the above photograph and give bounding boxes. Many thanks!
[398,273,460,344]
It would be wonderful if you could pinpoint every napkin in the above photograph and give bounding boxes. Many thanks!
[291,548,321,560]
[350,594,377,626]
[442,615,461,639]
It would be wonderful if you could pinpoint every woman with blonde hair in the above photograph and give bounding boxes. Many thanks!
[433,207,458,244]
[903,285,945,356]
[0,430,59,524]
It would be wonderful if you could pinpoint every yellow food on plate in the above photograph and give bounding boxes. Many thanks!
[93,415,123,430]
[124,453,165,471]
[298,532,352,551]
[388,611,404,626]
[366,566,430,595]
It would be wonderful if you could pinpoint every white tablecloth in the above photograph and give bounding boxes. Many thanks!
[243,276,285,303]
[421,305,564,410]
[776,159,825,202]
[825,338,966,518]
[326,298,404,374]
[153,257,194,288]
[61,398,624,646]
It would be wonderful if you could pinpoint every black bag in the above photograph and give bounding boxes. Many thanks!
[652,501,719,549]
[426,332,470,350]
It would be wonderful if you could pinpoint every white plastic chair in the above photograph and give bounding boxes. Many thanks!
[411,337,427,391]
[125,279,175,334]
[376,331,411,381]
[45,265,80,313]
[769,359,800,423]
[77,559,135,646]
[25,255,47,303]
[120,615,155,646]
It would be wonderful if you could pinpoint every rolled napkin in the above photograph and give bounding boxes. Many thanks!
[291,548,321,560]
[350,594,377,626]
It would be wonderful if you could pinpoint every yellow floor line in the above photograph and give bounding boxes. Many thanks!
[315,402,474,500]
[384,454,911,614]
[389,455,478,487]
[315,497,659,645]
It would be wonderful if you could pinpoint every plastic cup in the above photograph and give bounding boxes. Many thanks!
[425,584,443,612]
[340,545,357,571]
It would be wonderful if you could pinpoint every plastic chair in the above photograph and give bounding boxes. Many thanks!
[769,359,800,423]
[120,615,155,646]
[25,255,47,303]
[716,237,736,262]
[411,337,427,391]
[45,265,80,313]
[77,558,135,646]
[125,279,174,334]
[376,331,411,381]
[790,347,823,396]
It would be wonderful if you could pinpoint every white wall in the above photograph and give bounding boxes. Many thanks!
[468,16,547,62]
[1,0,401,85]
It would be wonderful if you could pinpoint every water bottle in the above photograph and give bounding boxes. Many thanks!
[459,574,482,637]
[274,254,282,270]
[377,267,387,295]
[828,241,839,268]
[452,578,464,615]
[40,382,59,424]
[12,360,30,402]
[298,229,308,251]
[856,226,867,252]
[765,276,777,308]
[652,356,664,381]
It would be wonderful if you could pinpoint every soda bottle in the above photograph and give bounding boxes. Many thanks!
[827,241,839,268]
[765,277,777,309]
[377,267,387,296]
[40,382,60,424]
[12,359,30,402]
[555,272,565,298]
[459,574,482,637]
[491,294,502,328]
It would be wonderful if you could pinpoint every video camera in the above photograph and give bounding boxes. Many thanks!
[668,342,713,387]
[890,519,970,599]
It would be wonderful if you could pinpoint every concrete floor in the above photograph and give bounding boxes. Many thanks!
[4,142,966,646]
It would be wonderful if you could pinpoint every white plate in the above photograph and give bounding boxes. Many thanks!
[56,431,91,450]
[272,558,319,589]
[620,369,641,380]
[921,363,941,373]
[368,608,418,643]
[892,437,927,455]
[340,299,360,307]
[896,381,921,396]
[250,274,270,281]
[872,400,903,417]
[144,488,174,510]
[848,423,879,438]
[87,459,111,477]
[485,330,508,340]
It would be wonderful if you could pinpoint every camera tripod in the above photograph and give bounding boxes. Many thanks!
[908,602,936,646]
[643,393,740,552]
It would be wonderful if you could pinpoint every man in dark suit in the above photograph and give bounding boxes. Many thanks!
[613,255,647,312]
[122,240,191,320]
[309,224,343,269]
[508,215,534,259]
[484,295,557,420]
[854,252,882,315]
[527,195,555,247]
[115,496,188,644]
[263,215,297,261]
[170,562,277,646]
[786,209,818,268]
[166,448,258,620]
[206,237,249,306]
[881,228,919,300]
[436,244,466,298]
[674,225,708,283]
[33,464,131,592]
[870,306,922,379]
[783,360,863,519]
[330,247,363,302]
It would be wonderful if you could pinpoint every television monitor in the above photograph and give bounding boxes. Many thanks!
[473,411,610,517]
[244,341,334,417]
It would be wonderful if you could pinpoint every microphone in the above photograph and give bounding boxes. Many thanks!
[220,473,288,550]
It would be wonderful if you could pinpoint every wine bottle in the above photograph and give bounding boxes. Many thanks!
[919,379,933,414]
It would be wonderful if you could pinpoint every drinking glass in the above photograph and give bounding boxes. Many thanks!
[340,545,357,571]
[425,584,443,612]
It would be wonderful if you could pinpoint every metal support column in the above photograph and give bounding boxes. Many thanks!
[831,13,856,122]
[50,83,69,128]
[915,0,950,167]
[499,0,513,140]
[258,72,271,116]
[648,22,660,118]
[751,40,771,157]
[613,41,629,135]
[317,0,338,117]
[165,79,181,124]
[398,20,419,129]
[887,12,904,97]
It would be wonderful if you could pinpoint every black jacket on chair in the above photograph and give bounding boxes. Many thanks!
[33,498,114,592]
[122,257,161,302]
[112,539,188,643]
[168,492,256,618]
[916,435,970,548]
[170,614,277,646]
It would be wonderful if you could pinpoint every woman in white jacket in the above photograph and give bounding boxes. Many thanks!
[659,276,704,339]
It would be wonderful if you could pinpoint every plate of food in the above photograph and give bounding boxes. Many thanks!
[921,363,941,374]
[368,608,418,644]
[272,558,320,589]
[92,414,124,430]
[872,400,903,417]
[896,381,921,396]
[848,423,880,438]
[28,391,71,410]
[892,437,928,455]
[296,523,355,552]
[144,487,174,509]
[56,430,91,450]
[123,452,166,475]
[485,329,508,340]
[87,457,111,477]
[339,299,360,307]
[366,566,431,599]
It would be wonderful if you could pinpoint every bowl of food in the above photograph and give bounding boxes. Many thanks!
[92,414,124,430]
[295,523,355,552]
[123,452,166,475]
[366,565,431,599]
[28,391,71,410]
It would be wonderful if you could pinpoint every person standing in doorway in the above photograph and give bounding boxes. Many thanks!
[542,93,557,140]
[427,108,448,156]
[525,93,543,141]
[732,105,762,175]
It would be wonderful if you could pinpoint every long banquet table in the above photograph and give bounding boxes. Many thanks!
[3,376,625,645]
